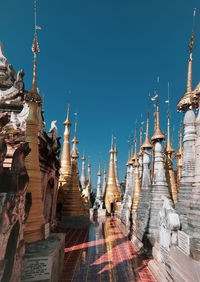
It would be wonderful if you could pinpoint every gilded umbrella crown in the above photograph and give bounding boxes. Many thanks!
[151,100,165,142]
[63,104,71,126]
[142,111,152,149]
[177,9,199,111]
[26,1,42,104]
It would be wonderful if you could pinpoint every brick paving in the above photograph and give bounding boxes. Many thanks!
[60,216,155,282]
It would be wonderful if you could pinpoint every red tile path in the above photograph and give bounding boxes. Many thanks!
[60,216,155,282]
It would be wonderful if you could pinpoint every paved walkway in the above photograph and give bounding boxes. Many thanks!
[60,216,155,282]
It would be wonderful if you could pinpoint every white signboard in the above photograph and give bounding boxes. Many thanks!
[22,257,51,282]
[178,230,190,256]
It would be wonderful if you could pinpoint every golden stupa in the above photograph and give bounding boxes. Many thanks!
[57,104,72,207]
[104,135,121,213]
[24,25,45,243]
[131,134,141,215]
[61,118,88,216]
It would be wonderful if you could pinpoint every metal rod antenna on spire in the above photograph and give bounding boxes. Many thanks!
[168,82,170,118]
[34,0,37,32]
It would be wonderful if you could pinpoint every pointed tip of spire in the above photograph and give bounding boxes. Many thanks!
[64,104,71,126]
[114,136,117,153]
[82,150,86,161]
[97,161,101,176]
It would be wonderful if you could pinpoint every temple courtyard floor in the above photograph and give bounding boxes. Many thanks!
[58,215,156,282]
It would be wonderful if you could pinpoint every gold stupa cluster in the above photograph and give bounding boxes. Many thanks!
[57,108,89,217]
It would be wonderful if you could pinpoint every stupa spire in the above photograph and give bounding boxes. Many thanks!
[166,83,175,153]
[164,83,177,203]
[80,150,86,189]
[131,131,141,214]
[24,0,45,243]
[142,111,152,149]
[59,104,72,181]
[71,115,79,159]
[114,136,120,191]
[178,9,198,111]
[104,134,121,214]
[151,98,165,142]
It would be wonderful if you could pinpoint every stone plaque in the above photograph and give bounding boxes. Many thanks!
[178,230,190,256]
[44,223,50,239]
[22,257,51,282]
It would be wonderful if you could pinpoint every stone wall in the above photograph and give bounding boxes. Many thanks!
[0,138,31,282]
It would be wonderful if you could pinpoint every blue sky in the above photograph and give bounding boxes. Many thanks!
[1,0,200,189]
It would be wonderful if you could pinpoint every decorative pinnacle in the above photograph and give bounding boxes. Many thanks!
[142,110,152,149]
[110,132,114,153]
[114,137,118,153]
[97,161,101,176]
[27,0,42,104]
[138,126,143,156]
[151,97,165,142]
[177,8,198,111]
[104,160,106,174]
[166,83,175,153]
[132,129,137,161]
[63,104,71,126]
[82,150,86,161]
[71,114,79,158]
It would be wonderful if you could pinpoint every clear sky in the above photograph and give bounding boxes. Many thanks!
[1,0,200,189]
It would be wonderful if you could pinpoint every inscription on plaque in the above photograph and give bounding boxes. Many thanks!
[178,230,190,256]
[22,257,51,282]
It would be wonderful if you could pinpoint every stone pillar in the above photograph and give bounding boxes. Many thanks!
[176,109,196,231]
[187,109,200,260]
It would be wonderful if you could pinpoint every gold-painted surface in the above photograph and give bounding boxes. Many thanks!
[142,111,152,149]
[177,27,199,111]
[131,137,141,215]
[151,103,165,142]
[176,124,183,191]
[24,100,45,243]
[165,155,177,204]
[59,104,72,187]
[165,110,177,203]
[104,136,121,213]
[62,158,89,216]
[61,119,88,216]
